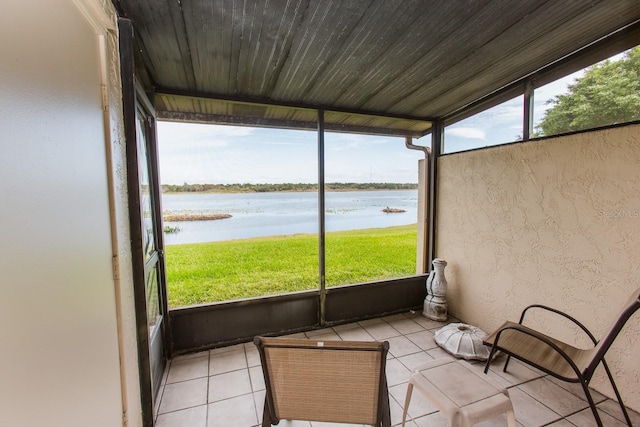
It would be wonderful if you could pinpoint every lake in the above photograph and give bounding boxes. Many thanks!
[162,190,418,245]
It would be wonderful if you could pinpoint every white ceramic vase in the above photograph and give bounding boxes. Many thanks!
[423,258,448,321]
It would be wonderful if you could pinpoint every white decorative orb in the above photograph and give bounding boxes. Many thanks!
[434,323,491,361]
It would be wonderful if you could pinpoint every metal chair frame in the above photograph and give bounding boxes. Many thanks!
[483,289,640,427]
[254,336,391,427]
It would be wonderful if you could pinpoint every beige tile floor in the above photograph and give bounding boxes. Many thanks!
[154,312,639,427]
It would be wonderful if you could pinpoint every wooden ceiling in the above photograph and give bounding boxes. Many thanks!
[114,0,640,137]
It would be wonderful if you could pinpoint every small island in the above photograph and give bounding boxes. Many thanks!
[382,206,406,213]
[163,212,232,221]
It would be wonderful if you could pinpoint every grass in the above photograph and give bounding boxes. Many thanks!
[165,224,417,307]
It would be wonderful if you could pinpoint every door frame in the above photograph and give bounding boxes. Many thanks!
[119,17,170,427]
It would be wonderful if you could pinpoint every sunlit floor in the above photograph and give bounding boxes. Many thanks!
[154,312,639,427]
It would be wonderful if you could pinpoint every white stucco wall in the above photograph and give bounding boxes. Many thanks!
[437,125,640,410]
[0,1,136,426]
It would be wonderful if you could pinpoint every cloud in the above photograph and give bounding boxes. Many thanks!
[157,122,254,150]
[446,127,486,140]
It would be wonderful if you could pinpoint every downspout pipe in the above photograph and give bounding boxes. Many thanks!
[405,137,431,274]
[405,136,431,158]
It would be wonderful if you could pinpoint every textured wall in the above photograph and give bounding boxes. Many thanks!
[437,125,640,410]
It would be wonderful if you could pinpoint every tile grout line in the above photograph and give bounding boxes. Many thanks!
[206,349,211,426]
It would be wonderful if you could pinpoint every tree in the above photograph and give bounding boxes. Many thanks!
[536,47,640,136]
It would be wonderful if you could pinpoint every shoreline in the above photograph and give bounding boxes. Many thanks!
[163,213,232,222]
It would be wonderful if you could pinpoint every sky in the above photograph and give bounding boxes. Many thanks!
[157,123,425,185]
[156,75,576,184]
[444,51,628,153]
[443,70,583,153]
[157,52,626,184]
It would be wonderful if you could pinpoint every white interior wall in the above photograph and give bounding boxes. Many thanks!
[437,125,640,411]
[0,1,132,425]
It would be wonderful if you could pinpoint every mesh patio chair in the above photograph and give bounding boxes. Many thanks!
[483,287,640,427]
[254,336,391,427]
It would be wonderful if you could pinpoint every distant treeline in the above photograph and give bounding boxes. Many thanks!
[162,182,418,193]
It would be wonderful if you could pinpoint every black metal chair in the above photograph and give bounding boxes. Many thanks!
[483,287,640,426]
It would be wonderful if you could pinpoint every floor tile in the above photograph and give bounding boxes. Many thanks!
[210,343,243,355]
[546,420,576,426]
[403,330,438,351]
[335,326,374,341]
[410,315,450,330]
[362,321,402,340]
[412,411,450,427]
[385,318,425,335]
[486,358,544,386]
[382,313,409,322]
[159,377,208,414]
[248,365,265,391]
[207,393,258,427]
[357,317,384,327]
[166,355,209,383]
[252,390,266,423]
[209,348,247,375]
[208,369,252,402]
[173,350,209,361]
[508,387,562,427]
[397,351,435,371]
[565,407,628,427]
[309,332,342,341]
[306,327,335,337]
[388,390,408,426]
[155,405,207,427]
[332,322,361,331]
[389,383,438,419]
[425,346,456,361]
[545,375,606,403]
[386,335,422,358]
[598,398,640,425]
[518,377,588,416]
[385,358,412,387]
[281,332,307,338]
[244,344,261,367]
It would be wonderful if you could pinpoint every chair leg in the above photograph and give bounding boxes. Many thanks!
[401,382,414,427]
[502,355,512,373]
[262,399,278,427]
[601,360,633,426]
[262,400,270,427]
[484,347,498,374]
[380,380,391,427]
[581,381,603,427]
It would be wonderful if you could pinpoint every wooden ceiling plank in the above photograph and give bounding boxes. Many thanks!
[357,0,549,113]
[330,0,493,109]
[300,0,425,105]
[394,0,603,115]
[237,1,309,97]
[120,2,182,87]
[408,0,640,117]
[181,0,235,93]
[272,0,376,99]
[157,109,424,137]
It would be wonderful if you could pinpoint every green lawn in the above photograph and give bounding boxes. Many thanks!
[165,224,417,307]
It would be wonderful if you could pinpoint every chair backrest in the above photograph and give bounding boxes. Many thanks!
[585,287,640,379]
[254,336,390,426]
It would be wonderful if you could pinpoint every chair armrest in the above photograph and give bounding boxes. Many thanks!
[519,304,597,345]
[491,322,583,378]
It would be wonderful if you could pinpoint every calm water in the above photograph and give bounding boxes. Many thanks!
[162,190,418,245]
